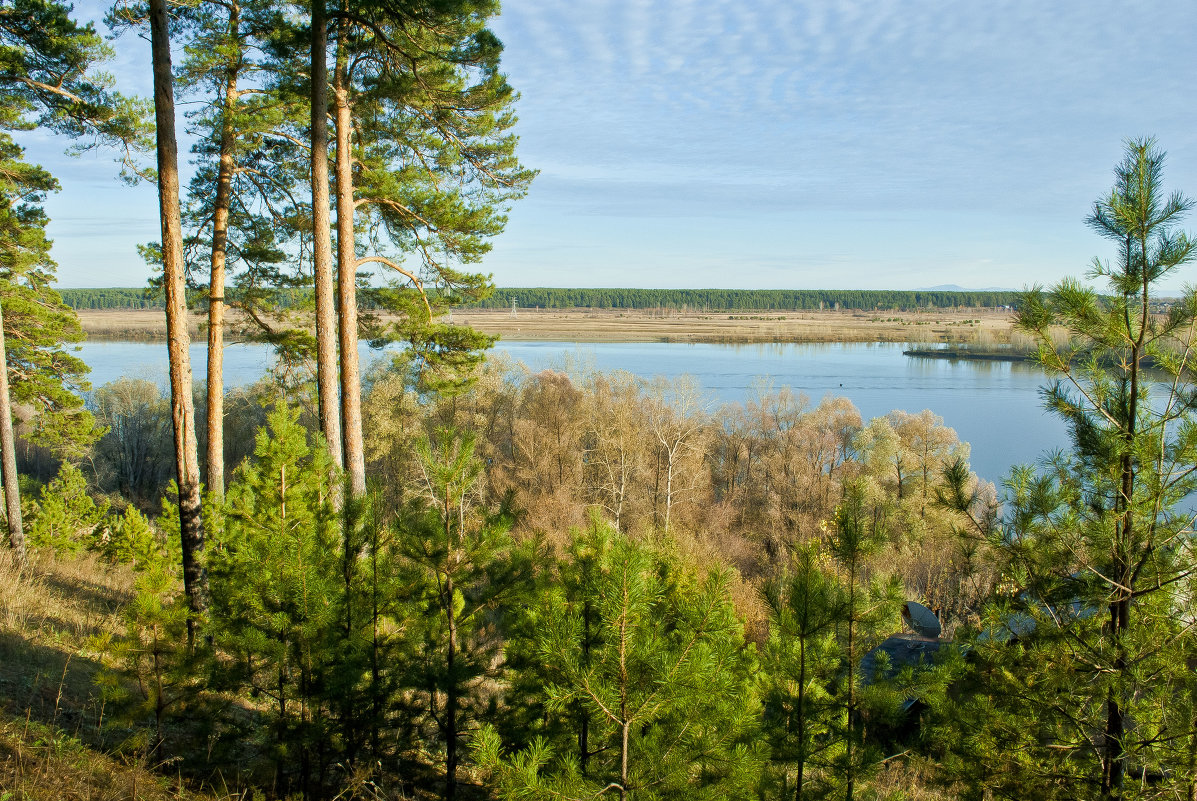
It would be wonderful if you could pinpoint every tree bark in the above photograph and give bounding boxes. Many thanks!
[0,297,24,564]
[332,34,365,497]
[150,0,207,640]
[310,0,342,472]
[205,0,241,501]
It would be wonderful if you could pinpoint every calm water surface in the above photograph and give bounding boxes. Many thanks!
[75,340,1068,485]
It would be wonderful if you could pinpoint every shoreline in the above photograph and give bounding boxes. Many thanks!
[76,307,1018,346]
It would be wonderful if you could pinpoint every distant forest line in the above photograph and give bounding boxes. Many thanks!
[61,286,1023,311]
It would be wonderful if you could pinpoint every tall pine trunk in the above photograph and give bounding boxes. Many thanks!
[150,0,206,639]
[205,1,242,500]
[1101,238,1149,799]
[579,599,592,773]
[618,564,630,801]
[445,571,459,801]
[332,34,365,497]
[795,632,807,801]
[845,554,857,801]
[0,296,24,564]
[310,0,342,471]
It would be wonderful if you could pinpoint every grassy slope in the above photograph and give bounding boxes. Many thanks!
[0,551,229,800]
[0,547,954,800]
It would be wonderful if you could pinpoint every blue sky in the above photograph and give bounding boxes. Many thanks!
[21,0,1197,291]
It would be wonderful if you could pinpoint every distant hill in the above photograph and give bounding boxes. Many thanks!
[920,284,1019,293]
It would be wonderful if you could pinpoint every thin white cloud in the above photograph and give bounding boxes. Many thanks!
[29,0,1197,288]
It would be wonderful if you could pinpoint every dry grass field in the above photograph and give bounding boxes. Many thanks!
[77,306,1019,346]
[0,550,236,800]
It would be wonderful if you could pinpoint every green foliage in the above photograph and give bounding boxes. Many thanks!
[95,557,201,751]
[478,522,763,801]
[23,460,169,565]
[321,0,535,397]
[394,427,532,797]
[0,0,150,460]
[387,314,498,397]
[952,139,1197,800]
[207,403,344,796]
[762,545,845,800]
[173,0,301,350]
[58,287,166,309]
[0,0,151,174]
[60,286,1026,313]
[0,133,98,455]
[100,505,161,567]
[475,288,1023,312]
[23,461,108,553]
[826,483,904,801]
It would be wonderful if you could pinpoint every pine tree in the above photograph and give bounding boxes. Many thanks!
[395,427,531,801]
[825,482,903,801]
[762,544,845,801]
[320,0,535,496]
[0,151,74,431]
[188,0,244,502]
[207,403,344,797]
[0,139,94,559]
[0,0,147,561]
[95,555,201,756]
[176,0,295,500]
[963,139,1197,800]
[100,505,161,567]
[24,461,108,553]
[476,523,763,801]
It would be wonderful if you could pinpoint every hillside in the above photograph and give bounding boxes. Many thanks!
[0,551,230,800]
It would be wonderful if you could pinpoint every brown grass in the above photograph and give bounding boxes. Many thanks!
[0,548,127,765]
[0,713,242,800]
[77,306,1018,345]
[865,757,960,801]
[0,550,133,733]
[0,550,236,800]
[73,310,201,342]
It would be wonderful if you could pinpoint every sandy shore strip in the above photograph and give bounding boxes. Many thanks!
[76,306,1018,345]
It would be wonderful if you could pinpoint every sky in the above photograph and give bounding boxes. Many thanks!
[19,0,1197,291]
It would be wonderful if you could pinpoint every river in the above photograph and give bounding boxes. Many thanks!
[74,339,1068,485]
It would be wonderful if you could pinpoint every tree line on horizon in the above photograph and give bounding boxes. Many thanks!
[476,287,1024,311]
[59,286,1024,312]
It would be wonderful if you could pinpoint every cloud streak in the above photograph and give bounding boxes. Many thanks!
[25,0,1197,290]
